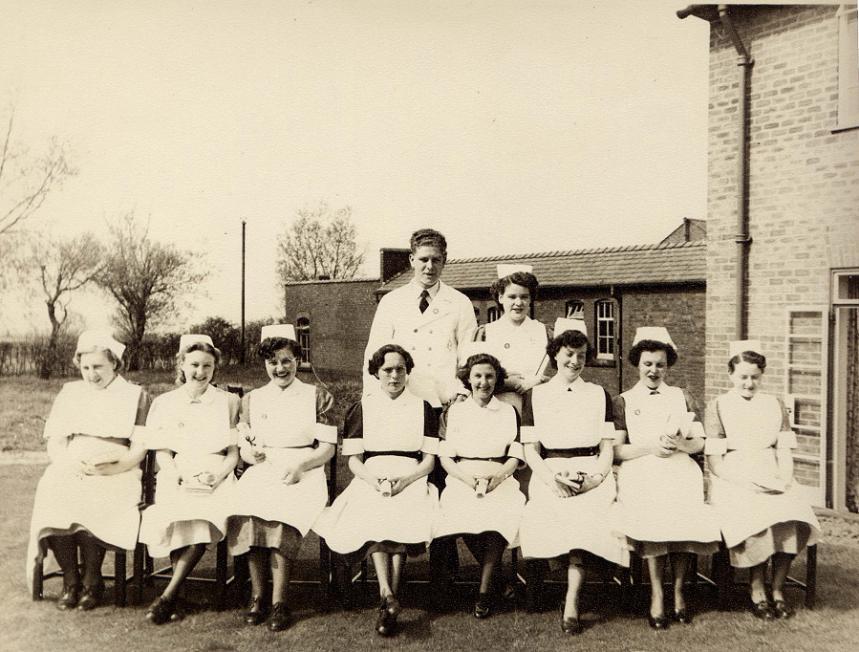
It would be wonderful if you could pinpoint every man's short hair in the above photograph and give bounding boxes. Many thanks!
[409,228,447,256]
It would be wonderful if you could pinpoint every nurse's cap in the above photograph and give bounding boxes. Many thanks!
[260,323,297,342]
[76,329,126,360]
[460,339,502,363]
[728,339,763,358]
[179,333,215,352]
[496,263,533,278]
[553,318,588,337]
[632,326,676,351]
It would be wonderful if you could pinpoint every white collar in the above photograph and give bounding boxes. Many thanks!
[633,380,667,395]
[468,395,502,411]
[550,373,585,392]
[181,383,216,404]
[409,279,441,299]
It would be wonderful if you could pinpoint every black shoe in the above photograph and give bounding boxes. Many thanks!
[145,596,177,625]
[648,614,671,630]
[751,600,774,621]
[671,608,693,625]
[244,595,268,625]
[473,593,492,619]
[268,602,292,632]
[560,603,584,635]
[77,582,105,611]
[375,600,397,636]
[772,599,794,620]
[56,583,80,611]
[384,595,401,617]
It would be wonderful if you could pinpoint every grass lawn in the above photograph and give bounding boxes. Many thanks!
[1,372,858,650]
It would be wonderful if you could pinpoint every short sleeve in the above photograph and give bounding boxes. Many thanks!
[130,389,152,444]
[777,430,798,449]
[705,438,728,455]
[520,425,539,445]
[341,401,365,456]
[612,395,628,436]
[507,409,525,461]
[43,384,73,440]
[239,393,251,426]
[704,397,727,455]
[314,387,337,444]
[438,439,457,458]
[422,401,440,454]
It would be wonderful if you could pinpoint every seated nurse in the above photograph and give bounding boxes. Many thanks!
[27,329,150,611]
[139,334,240,625]
[227,324,336,632]
[705,339,821,621]
[434,342,526,619]
[314,343,439,637]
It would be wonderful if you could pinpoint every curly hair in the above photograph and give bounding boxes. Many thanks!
[175,341,221,385]
[628,339,678,368]
[368,344,415,377]
[257,336,301,361]
[546,329,591,368]
[456,353,507,393]
[728,350,767,374]
[73,347,124,372]
[409,228,447,256]
[490,271,539,304]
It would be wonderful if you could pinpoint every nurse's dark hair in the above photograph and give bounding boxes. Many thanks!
[409,228,447,256]
[628,339,678,367]
[368,344,415,377]
[546,329,592,368]
[728,350,767,374]
[456,353,507,393]
[257,337,301,361]
[175,341,221,385]
[490,271,539,303]
[73,347,124,372]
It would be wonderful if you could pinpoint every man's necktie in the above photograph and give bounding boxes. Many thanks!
[419,290,430,314]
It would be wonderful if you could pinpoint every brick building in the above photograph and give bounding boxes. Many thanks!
[284,240,706,401]
[681,4,859,511]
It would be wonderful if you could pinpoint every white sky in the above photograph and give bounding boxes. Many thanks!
[0,0,714,335]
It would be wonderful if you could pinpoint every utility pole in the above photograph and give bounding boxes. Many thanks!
[241,219,246,364]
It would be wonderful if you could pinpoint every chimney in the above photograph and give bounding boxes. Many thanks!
[379,248,411,283]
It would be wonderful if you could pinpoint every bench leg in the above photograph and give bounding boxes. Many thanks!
[215,540,228,610]
[114,550,127,607]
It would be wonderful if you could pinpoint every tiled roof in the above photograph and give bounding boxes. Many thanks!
[284,277,379,286]
[380,241,706,292]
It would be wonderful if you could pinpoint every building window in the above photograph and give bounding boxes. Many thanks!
[837,4,859,130]
[565,300,584,319]
[595,300,616,361]
[487,306,500,323]
[296,317,311,366]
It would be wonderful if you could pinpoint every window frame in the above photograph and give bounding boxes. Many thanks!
[295,316,311,370]
[594,299,617,363]
[835,4,859,132]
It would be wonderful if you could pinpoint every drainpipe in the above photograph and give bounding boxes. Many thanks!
[718,4,754,339]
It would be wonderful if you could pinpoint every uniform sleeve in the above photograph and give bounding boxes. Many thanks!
[141,394,171,451]
[612,395,628,436]
[341,401,365,456]
[704,397,728,455]
[600,388,620,441]
[314,386,338,444]
[422,400,440,455]
[226,392,241,446]
[130,388,152,444]
[507,408,525,461]
[43,384,73,440]
[775,397,797,449]
[239,393,251,426]
[437,403,457,457]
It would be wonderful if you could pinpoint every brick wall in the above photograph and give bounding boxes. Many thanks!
[283,280,379,379]
[705,4,859,405]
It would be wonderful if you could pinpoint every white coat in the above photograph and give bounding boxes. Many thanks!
[363,280,477,406]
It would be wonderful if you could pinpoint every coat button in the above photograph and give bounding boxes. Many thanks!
[178,422,184,428]
[504,343,511,349]
[413,328,418,333]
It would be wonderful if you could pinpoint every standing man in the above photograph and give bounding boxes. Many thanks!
[363,228,477,407]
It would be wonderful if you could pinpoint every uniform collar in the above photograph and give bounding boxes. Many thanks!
[265,377,302,394]
[181,383,216,404]
[551,374,585,392]
[409,279,441,300]
[468,395,502,411]
[633,380,666,395]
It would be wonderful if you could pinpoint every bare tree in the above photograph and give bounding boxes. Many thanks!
[276,201,364,282]
[95,213,207,370]
[14,231,104,378]
[0,105,75,235]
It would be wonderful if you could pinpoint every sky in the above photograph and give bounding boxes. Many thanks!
[0,0,714,336]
